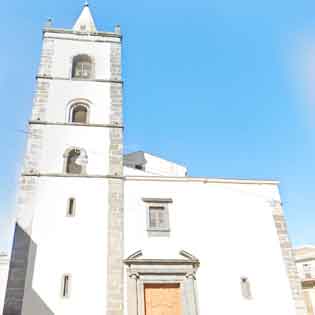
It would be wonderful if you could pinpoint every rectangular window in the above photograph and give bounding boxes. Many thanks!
[61,274,71,298]
[67,198,76,217]
[149,206,167,229]
[241,277,252,299]
[143,198,172,236]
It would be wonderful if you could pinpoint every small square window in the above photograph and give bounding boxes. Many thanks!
[143,198,172,237]
[149,206,167,229]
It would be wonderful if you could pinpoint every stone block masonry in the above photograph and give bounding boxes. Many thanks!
[107,41,124,315]
[273,201,307,315]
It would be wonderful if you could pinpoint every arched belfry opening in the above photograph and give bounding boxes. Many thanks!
[70,104,88,123]
[63,148,88,175]
[72,54,93,79]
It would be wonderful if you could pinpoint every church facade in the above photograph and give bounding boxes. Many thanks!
[3,5,306,315]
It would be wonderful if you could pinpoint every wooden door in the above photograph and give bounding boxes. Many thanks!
[144,283,181,315]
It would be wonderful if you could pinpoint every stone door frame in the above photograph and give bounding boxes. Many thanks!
[124,250,200,315]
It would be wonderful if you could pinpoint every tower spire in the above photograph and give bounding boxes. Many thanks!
[73,2,96,32]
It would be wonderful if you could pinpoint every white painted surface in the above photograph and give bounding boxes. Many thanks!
[36,125,110,174]
[22,177,109,315]
[0,254,9,314]
[44,80,111,124]
[124,178,296,315]
[51,40,111,81]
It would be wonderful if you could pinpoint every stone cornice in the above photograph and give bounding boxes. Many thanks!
[124,259,199,266]
[142,197,173,203]
[43,27,122,39]
[28,120,124,129]
[21,172,279,185]
[36,75,123,85]
[22,173,123,179]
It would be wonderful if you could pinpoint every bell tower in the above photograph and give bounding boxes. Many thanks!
[4,4,124,315]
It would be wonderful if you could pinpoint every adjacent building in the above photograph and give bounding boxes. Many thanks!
[295,246,315,315]
[3,4,307,315]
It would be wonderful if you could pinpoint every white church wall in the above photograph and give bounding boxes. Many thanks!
[35,125,110,174]
[44,80,111,125]
[21,177,109,314]
[124,178,296,315]
[52,39,111,80]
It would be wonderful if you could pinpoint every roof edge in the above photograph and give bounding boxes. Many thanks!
[125,175,280,185]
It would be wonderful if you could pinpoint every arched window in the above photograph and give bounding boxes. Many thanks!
[70,104,88,123]
[72,54,93,79]
[64,148,88,175]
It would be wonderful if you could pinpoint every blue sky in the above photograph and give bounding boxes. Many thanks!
[0,0,315,252]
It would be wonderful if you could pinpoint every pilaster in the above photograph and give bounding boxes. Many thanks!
[107,39,124,315]
[272,201,307,315]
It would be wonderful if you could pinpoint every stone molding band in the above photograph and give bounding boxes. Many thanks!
[21,173,124,179]
[36,75,123,84]
[43,27,122,39]
[28,120,124,129]
[44,35,121,44]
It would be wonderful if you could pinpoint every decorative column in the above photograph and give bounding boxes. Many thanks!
[185,271,199,315]
[127,271,139,315]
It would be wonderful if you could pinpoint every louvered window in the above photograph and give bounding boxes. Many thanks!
[149,207,166,229]
[143,198,172,236]
[72,55,93,79]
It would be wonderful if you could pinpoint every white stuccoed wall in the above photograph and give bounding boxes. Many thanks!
[22,178,109,314]
[0,254,9,314]
[124,176,297,315]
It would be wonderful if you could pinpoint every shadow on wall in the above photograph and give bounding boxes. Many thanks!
[3,223,54,315]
